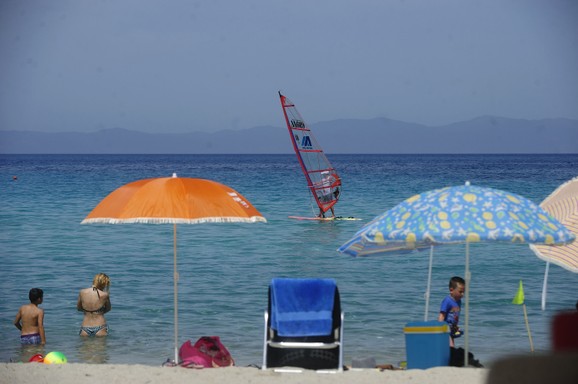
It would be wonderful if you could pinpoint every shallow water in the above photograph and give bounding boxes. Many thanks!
[1,154,577,366]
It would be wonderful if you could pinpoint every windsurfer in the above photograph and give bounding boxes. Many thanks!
[279,93,342,220]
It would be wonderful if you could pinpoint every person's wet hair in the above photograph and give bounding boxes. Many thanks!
[29,288,43,303]
[92,273,110,290]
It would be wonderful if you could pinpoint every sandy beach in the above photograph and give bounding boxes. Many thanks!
[4,353,578,384]
[1,363,488,384]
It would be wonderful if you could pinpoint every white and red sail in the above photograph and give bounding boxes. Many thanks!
[279,92,341,216]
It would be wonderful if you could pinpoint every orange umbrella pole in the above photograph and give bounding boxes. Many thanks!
[173,223,179,364]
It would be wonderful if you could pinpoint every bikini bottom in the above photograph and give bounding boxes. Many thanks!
[79,324,109,336]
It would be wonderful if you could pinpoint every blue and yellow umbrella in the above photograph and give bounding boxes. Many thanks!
[338,182,575,365]
[340,183,574,254]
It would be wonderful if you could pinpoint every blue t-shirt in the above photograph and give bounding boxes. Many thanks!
[440,295,461,336]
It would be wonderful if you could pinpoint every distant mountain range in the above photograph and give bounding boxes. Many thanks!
[1,116,577,154]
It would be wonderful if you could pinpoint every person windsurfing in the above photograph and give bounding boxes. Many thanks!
[278,92,342,220]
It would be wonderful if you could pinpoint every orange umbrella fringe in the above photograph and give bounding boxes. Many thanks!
[81,216,267,225]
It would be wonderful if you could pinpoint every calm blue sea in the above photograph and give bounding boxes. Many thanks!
[1,154,577,367]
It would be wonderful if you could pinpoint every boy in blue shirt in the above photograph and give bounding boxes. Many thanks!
[438,276,465,347]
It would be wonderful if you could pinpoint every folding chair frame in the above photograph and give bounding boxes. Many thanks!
[262,282,344,372]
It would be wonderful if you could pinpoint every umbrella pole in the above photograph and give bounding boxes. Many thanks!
[174,223,179,364]
[464,241,470,367]
[424,245,434,321]
[541,262,550,311]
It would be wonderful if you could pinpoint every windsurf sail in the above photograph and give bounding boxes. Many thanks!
[279,92,342,216]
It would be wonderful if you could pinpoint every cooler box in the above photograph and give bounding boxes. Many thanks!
[404,320,449,369]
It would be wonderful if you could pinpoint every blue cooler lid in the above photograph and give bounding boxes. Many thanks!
[404,320,449,334]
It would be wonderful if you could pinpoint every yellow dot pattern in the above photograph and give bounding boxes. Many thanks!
[360,184,575,246]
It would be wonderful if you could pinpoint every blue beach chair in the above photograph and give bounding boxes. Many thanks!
[262,277,344,371]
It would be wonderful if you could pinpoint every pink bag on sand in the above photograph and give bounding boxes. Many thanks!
[179,336,235,368]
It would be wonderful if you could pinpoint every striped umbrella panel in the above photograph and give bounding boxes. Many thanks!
[531,177,578,273]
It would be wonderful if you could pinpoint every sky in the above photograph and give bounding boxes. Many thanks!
[1,0,577,134]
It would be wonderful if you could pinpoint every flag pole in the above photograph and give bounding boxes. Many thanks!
[522,303,534,352]
[512,280,534,352]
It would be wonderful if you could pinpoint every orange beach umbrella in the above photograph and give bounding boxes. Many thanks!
[81,174,266,363]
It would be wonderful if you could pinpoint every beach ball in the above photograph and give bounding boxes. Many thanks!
[28,354,44,363]
[43,351,67,364]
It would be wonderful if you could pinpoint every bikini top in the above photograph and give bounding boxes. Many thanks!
[82,305,107,314]
[82,287,108,314]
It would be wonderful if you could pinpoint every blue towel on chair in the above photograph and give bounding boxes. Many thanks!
[270,278,336,337]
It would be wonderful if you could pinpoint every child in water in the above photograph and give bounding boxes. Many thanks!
[438,276,465,347]
[14,288,46,345]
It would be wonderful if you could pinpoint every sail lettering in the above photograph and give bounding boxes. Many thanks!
[301,136,312,148]
[290,119,306,128]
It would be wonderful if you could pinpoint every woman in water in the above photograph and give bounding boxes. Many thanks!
[77,273,111,336]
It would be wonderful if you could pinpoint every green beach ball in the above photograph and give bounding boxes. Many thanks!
[43,351,67,364]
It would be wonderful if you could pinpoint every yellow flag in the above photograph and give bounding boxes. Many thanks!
[512,280,525,305]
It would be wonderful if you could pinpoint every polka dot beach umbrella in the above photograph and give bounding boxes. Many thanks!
[338,182,575,365]
[81,174,267,364]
